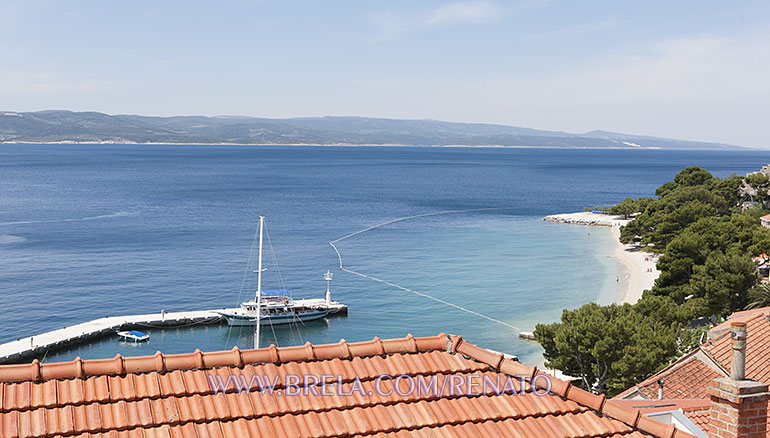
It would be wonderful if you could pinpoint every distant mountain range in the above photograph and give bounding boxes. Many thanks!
[0,110,744,149]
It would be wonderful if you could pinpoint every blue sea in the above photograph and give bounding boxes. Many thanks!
[0,144,766,365]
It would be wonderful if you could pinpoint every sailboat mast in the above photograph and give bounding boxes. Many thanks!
[254,215,265,349]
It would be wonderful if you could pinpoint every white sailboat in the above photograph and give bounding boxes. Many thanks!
[217,216,331,333]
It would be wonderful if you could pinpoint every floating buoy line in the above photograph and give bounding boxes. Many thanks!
[329,208,521,332]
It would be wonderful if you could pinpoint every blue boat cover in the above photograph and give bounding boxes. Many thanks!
[128,330,147,337]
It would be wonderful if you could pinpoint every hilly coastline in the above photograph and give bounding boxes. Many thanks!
[0,110,744,149]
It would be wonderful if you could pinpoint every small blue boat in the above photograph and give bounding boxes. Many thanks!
[117,330,150,342]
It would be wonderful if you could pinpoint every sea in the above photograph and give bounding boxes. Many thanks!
[0,144,766,366]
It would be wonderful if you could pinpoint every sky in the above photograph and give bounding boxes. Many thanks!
[1,1,769,148]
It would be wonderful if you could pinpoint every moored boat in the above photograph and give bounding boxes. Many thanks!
[219,289,329,326]
[217,217,344,331]
[116,330,149,342]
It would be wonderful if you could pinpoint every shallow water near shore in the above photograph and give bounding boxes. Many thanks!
[0,144,765,365]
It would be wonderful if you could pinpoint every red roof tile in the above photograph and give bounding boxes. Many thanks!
[709,306,770,335]
[613,398,769,437]
[608,398,709,414]
[682,406,709,430]
[609,398,713,435]
[617,309,770,402]
[0,334,694,438]
[616,354,723,400]
[613,309,770,437]
[703,313,770,383]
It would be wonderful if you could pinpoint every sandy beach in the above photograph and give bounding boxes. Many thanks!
[544,212,659,304]
[609,225,659,303]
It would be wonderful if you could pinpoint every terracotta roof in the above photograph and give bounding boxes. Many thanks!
[618,309,770,402]
[709,306,770,335]
[612,400,770,438]
[682,407,709,430]
[608,399,711,435]
[608,399,710,415]
[614,310,770,437]
[615,353,723,400]
[703,313,770,383]
[611,398,768,438]
[0,333,695,438]
[722,305,770,319]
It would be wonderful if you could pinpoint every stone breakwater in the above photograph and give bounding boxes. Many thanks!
[542,212,630,227]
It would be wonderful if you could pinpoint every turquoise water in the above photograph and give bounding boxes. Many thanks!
[0,145,764,365]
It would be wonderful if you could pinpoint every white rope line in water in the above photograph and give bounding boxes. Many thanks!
[330,207,502,244]
[329,208,521,332]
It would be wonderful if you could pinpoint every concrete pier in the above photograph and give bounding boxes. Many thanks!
[0,301,349,364]
[0,309,225,364]
[518,331,536,341]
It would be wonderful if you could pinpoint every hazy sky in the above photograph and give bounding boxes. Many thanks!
[1,1,769,147]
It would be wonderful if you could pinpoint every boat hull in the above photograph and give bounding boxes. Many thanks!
[218,309,329,326]
[116,331,150,341]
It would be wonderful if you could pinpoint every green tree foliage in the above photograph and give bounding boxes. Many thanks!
[651,214,770,305]
[620,180,727,247]
[630,294,694,326]
[747,282,770,309]
[538,166,770,395]
[745,173,770,189]
[535,302,680,396]
[685,249,758,317]
[609,197,654,219]
[655,181,679,198]
[674,166,714,187]
[609,198,638,219]
[744,173,770,207]
[710,174,745,210]
[676,325,710,355]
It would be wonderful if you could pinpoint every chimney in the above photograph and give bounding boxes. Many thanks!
[731,322,746,380]
[708,322,769,438]
[657,378,665,400]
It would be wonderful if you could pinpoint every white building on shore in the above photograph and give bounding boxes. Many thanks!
[762,213,770,229]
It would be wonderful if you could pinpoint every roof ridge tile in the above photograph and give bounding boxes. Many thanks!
[420,336,697,438]
[699,314,770,350]
[0,334,449,384]
[0,333,694,438]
